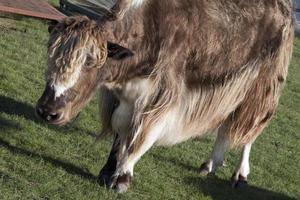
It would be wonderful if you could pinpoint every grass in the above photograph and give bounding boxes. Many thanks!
[0,1,299,199]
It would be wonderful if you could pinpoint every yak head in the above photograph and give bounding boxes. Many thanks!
[36,16,132,125]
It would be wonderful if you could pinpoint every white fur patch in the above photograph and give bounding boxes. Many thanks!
[53,83,68,98]
[52,65,82,98]
[130,0,146,8]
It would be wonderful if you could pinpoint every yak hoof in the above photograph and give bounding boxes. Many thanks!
[199,162,211,176]
[116,173,131,193]
[108,173,131,193]
[116,181,130,193]
[98,170,114,186]
[231,173,248,189]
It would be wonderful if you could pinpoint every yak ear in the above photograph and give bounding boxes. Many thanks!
[107,42,134,60]
[48,20,59,33]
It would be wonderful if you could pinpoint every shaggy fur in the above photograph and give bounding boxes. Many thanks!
[36,0,294,193]
[98,0,294,148]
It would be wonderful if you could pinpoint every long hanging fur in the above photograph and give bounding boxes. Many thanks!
[226,18,294,146]
[45,0,295,150]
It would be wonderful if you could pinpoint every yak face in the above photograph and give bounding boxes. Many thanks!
[36,16,133,125]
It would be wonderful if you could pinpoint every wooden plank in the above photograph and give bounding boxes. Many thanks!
[0,5,64,20]
[0,0,65,20]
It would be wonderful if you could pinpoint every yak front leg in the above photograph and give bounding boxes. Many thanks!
[98,135,120,186]
[111,123,164,193]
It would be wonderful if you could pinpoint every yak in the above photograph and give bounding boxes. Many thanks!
[36,0,294,193]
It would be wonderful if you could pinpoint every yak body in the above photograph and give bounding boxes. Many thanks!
[98,0,294,191]
[38,0,294,193]
[100,0,294,146]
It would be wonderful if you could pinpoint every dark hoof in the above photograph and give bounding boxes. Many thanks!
[231,173,248,189]
[98,170,114,186]
[199,162,211,176]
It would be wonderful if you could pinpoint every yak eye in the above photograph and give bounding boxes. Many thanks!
[85,54,96,68]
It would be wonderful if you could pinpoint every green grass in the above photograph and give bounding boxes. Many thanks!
[0,2,300,199]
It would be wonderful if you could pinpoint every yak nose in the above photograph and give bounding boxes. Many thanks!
[36,105,60,122]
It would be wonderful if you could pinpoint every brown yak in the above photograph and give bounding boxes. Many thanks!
[36,0,294,193]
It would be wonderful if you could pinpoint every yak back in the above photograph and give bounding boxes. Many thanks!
[102,0,294,88]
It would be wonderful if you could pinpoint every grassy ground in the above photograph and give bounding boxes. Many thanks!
[0,1,299,200]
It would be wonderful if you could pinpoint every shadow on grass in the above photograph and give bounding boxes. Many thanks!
[0,95,97,137]
[184,176,296,200]
[0,96,102,183]
[0,138,97,181]
[152,153,200,172]
[153,153,295,199]
[0,116,22,131]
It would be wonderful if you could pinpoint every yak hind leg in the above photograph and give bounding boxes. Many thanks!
[200,126,229,176]
[226,83,278,188]
[231,142,252,188]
